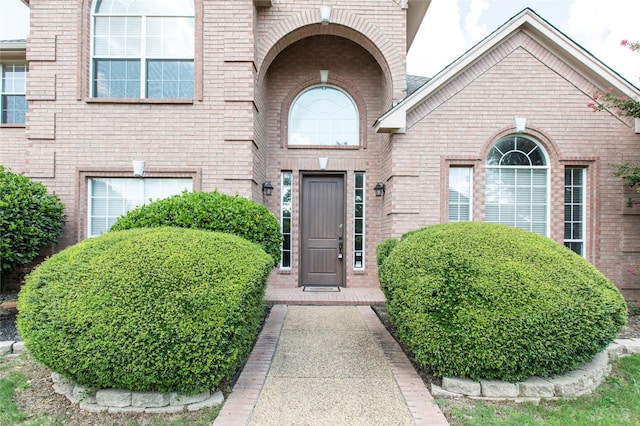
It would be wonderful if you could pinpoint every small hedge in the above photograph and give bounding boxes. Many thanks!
[0,165,65,273]
[17,227,272,394]
[379,222,627,382]
[110,191,282,267]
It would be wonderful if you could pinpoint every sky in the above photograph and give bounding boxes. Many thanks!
[1,0,639,84]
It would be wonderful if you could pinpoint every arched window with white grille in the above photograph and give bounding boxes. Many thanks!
[485,135,549,235]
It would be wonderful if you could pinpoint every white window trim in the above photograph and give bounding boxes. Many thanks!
[485,136,551,237]
[0,63,28,124]
[354,172,366,270]
[90,3,194,99]
[564,167,586,257]
[448,166,473,222]
[280,172,293,270]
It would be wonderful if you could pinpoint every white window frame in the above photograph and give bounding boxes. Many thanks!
[1,63,28,124]
[87,177,192,237]
[288,85,359,146]
[448,166,473,222]
[485,135,550,236]
[280,172,293,270]
[564,167,586,256]
[354,172,366,270]
[90,0,195,99]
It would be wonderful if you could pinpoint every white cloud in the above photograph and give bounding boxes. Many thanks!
[566,0,640,83]
[0,0,29,40]
[407,0,469,77]
[464,0,490,42]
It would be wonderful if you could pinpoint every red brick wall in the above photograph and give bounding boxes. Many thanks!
[389,32,640,298]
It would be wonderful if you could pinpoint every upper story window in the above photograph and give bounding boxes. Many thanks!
[92,0,194,99]
[485,135,549,236]
[1,63,27,124]
[289,86,359,146]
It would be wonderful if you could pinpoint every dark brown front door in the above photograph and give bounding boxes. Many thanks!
[300,174,345,286]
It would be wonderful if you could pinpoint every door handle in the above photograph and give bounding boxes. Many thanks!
[337,239,343,259]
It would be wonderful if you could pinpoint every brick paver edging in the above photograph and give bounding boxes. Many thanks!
[358,306,449,426]
[213,304,287,425]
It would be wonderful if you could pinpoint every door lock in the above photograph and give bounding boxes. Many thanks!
[338,240,343,259]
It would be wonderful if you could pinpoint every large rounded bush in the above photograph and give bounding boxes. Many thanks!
[379,222,627,382]
[110,191,282,267]
[17,227,272,393]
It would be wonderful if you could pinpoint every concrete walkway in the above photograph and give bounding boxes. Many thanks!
[214,305,448,425]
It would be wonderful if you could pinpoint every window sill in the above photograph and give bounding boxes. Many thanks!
[278,269,292,275]
[287,144,361,150]
[0,123,25,128]
[86,98,194,105]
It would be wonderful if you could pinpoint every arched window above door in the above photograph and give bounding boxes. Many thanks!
[288,86,359,146]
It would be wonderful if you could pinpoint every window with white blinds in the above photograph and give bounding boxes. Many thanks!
[92,0,194,99]
[564,167,586,256]
[449,167,472,222]
[485,136,548,236]
[88,177,192,236]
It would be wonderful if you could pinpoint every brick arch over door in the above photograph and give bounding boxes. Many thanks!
[256,8,403,103]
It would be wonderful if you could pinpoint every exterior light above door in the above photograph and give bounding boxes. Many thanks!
[374,182,385,197]
[262,181,274,196]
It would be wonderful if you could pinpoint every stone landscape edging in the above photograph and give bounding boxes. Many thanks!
[50,372,224,414]
[0,341,224,413]
[431,338,640,401]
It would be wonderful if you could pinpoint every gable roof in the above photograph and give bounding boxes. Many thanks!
[375,7,640,134]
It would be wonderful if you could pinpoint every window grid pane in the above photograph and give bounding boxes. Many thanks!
[88,177,192,237]
[1,64,28,124]
[564,167,585,256]
[448,167,472,222]
[354,172,365,269]
[146,60,194,99]
[92,2,194,99]
[281,172,293,269]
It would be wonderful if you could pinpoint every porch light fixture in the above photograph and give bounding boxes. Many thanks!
[319,69,329,84]
[262,181,274,196]
[132,160,145,177]
[515,117,527,133]
[320,6,332,25]
[374,182,385,197]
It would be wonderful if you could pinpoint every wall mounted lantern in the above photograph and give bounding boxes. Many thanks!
[374,182,385,197]
[132,160,145,177]
[262,181,274,196]
[515,117,527,133]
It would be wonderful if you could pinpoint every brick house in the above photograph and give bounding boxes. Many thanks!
[2,2,640,297]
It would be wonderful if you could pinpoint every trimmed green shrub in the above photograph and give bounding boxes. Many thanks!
[110,191,282,267]
[0,166,65,273]
[379,222,627,382]
[376,238,398,268]
[17,227,272,393]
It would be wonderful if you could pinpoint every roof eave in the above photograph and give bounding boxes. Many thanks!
[376,8,640,134]
[407,0,431,51]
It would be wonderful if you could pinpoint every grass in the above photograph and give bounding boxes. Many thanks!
[0,355,221,426]
[442,354,640,426]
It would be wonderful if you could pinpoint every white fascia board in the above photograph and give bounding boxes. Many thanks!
[375,8,640,134]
